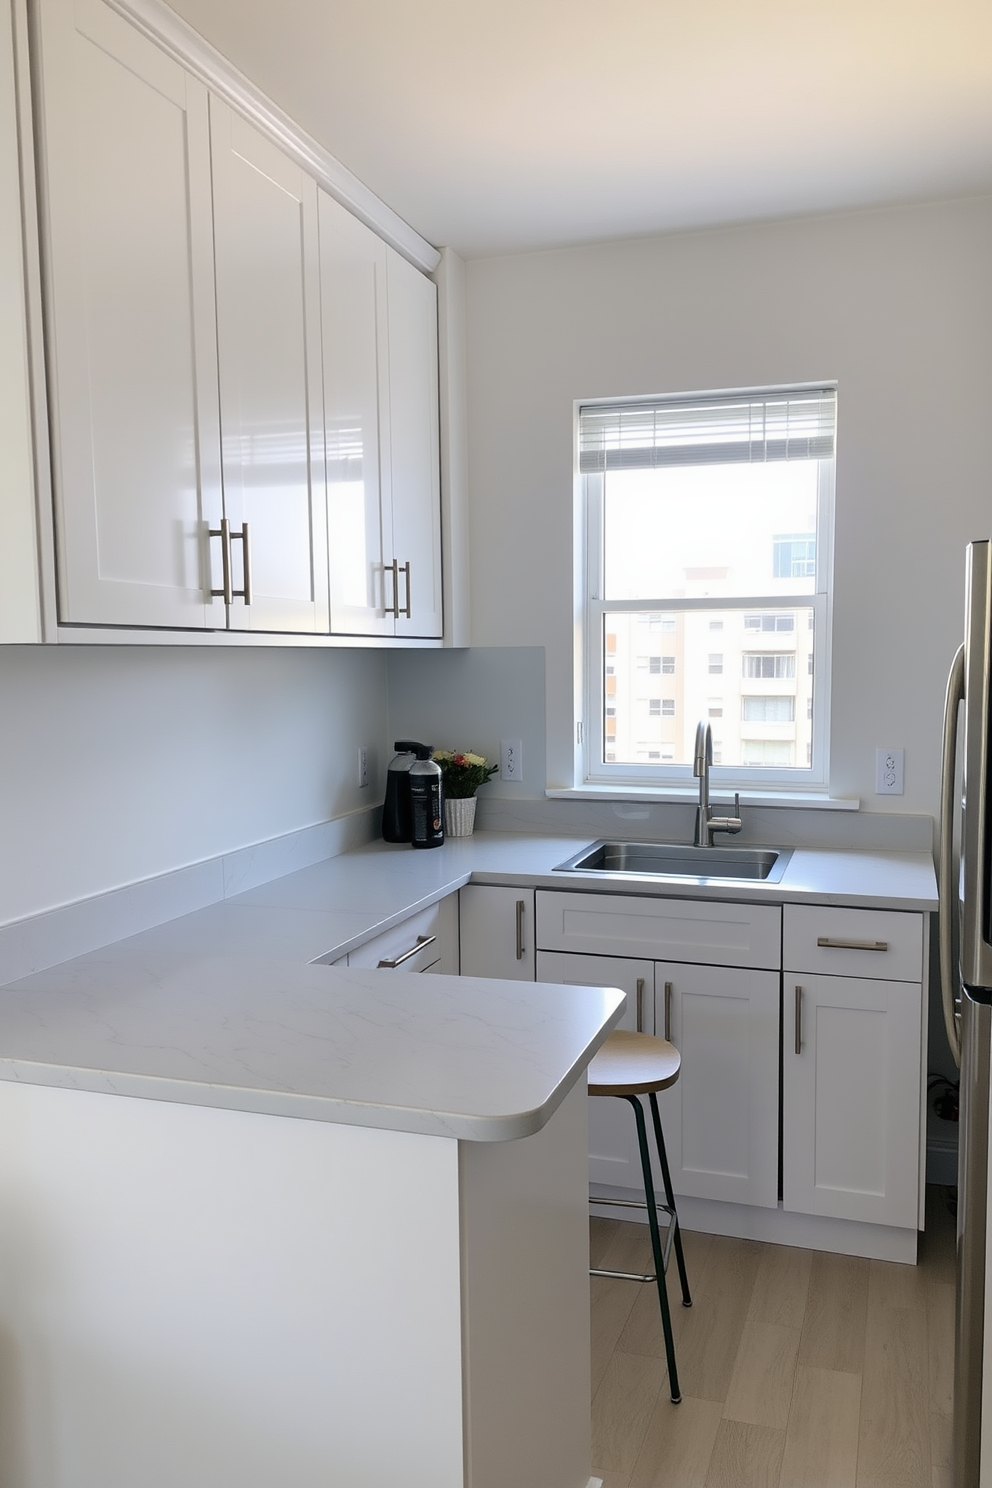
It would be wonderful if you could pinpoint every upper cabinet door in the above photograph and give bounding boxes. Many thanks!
[318,190,391,637]
[385,250,442,639]
[37,0,222,628]
[210,100,328,634]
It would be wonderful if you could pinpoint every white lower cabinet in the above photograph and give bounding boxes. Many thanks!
[459,885,928,1257]
[783,905,924,1230]
[459,886,535,980]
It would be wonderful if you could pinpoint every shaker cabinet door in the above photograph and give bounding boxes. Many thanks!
[385,249,442,638]
[657,961,780,1209]
[783,973,922,1228]
[319,190,391,636]
[210,100,328,633]
[38,0,222,628]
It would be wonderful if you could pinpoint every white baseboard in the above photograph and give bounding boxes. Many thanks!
[0,805,381,984]
[591,1186,918,1264]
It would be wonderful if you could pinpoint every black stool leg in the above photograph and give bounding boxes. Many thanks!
[648,1092,692,1309]
[627,1095,681,1404]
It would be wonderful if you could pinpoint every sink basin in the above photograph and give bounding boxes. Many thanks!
[553,840,793,883]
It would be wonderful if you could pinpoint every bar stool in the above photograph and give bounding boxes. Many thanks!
[588,1029,692,1403]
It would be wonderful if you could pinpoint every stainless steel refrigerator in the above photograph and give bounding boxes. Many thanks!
[940,539,992,1488]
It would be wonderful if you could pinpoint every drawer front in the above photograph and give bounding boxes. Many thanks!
[346,904,441,972]
[783,904,923,982]
[535,890,781,970]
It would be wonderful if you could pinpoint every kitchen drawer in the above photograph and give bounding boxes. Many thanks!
[535,890,781,970]
[344,904,441,972]
[783,904,923,982]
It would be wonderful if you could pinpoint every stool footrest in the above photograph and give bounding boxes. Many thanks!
[591,1197,677,1277]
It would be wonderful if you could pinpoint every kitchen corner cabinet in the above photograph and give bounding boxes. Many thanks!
[458,886,535,980]
[36,0,222,628]
[782,905,924,1230]
[319,191,442,639]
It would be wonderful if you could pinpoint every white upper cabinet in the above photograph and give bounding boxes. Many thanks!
[385,250,442,638]
[210,101,328,633]
[37,0,222,629]
[320,190,442,638]
[318,190,390,637]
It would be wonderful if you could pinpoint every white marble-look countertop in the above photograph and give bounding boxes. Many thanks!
[0,831,934,1141]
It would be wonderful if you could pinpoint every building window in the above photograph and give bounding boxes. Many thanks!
[648,699,661,716]
[582,384,834,787]
[743,653,796,679]
[742,696,795,723]
[744,612,795,633]
[661,699,675,716]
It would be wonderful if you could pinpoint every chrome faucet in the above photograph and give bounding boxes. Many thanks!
[693,721,743,847]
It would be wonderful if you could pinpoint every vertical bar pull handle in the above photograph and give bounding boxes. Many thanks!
[209,517,233,605]
[635,977,645,1033]
[400,561,411,619]
[515,899,526,960]
[386,560,401,619]
[795,985,803,1055]
[231,523,251,605]
[664,980,673,1042]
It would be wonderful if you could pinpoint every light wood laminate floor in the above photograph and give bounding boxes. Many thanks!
[590,1186,956,1488]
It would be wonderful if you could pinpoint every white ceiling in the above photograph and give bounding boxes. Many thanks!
[168,0,992,259]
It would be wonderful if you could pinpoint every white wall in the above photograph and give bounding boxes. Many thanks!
[464,195,992,829]
[0,645,387,924]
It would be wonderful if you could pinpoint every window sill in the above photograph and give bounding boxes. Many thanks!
[547,786,860,811]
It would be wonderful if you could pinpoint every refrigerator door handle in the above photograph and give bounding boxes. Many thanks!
[939,641,965,1067]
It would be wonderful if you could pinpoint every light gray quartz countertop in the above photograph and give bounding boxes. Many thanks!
[0,831,934,1139]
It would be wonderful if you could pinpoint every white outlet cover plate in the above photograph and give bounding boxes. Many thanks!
[875,747,904,795]
[500,739,523,782]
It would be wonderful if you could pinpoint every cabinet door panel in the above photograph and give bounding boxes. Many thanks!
[659,962,779,1208]
[319,191,390,636]
[537,951,653,1191]
[210,101,328,633]
[783,973,921,1227]
[385,249,442,638]
[39,0,221,627]
[459,886,535,980]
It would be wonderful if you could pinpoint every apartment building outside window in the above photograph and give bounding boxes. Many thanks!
[581,385,835,790]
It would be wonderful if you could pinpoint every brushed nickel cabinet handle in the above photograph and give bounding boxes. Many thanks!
[209,517,233,605]
[816,936,888,952]
[400,561,411,619]
[635,977,645,1033]
[515,899,526,960]
[664,980,673,1042]
[232,522,251,605]
[386,559,401,619]
[795,985,803,1055]
[377,933,436,969]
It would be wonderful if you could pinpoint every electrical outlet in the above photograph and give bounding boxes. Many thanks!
[358,746,369,789]
[875,747,904,795]
[500,739,523,782]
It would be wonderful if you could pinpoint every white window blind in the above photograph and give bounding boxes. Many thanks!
[579,388,836,473]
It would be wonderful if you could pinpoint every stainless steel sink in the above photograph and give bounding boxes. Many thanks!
[553,840,793,883]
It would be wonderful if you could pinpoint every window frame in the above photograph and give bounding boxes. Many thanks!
[579,384,835,794]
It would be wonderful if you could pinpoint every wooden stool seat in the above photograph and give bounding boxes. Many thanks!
[588,1030,681,1097]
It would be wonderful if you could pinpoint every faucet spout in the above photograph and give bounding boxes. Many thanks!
[692,719,742,847]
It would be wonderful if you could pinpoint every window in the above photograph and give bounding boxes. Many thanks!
[743,653,795,679]
[648,699,661,716]
[742,696,795,723]
[581,384,834,788]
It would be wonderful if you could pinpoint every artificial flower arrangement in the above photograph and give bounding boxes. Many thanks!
[433,749,498,799]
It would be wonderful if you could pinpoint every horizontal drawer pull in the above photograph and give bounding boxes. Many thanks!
[815,935,888,952]
[378,933,437,968]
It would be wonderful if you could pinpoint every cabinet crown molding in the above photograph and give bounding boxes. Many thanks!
[104,0,441,274]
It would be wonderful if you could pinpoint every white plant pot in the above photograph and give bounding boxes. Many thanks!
[444,797,477,838]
